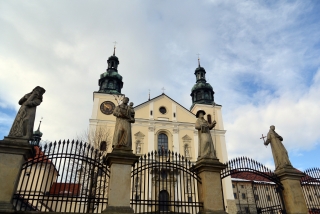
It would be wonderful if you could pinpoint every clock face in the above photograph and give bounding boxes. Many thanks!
[100,101,115,115]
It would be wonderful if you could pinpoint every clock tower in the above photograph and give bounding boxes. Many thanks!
[89,48,124,149]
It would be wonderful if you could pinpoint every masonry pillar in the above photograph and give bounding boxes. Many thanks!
[0,138,33,212]
[275,167,308,214]
[103,149,139,214]
[193,158,227,214]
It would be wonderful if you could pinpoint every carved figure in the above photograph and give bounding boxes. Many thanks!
[195,110,217,159]
[8,86,46,140]
[112,97,135,150]
[265,125,293,170]
[185,145,190,157]
[136,142,141,154]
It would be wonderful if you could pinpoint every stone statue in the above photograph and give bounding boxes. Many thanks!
[8,86,46,140]
[185,145,190,157]
[112,97,135,150]
[195,110,217,159]
[136,143,141,154]
[265,125,293,170]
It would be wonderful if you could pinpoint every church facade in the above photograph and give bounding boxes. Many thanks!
[88,50,234,211]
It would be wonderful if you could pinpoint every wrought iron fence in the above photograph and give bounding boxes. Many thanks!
[301,168,320,213]
[222,157,286,214]
[13,140,109,213]
[131,150,203,214]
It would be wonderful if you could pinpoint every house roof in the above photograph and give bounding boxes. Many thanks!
[49,183,81,196]
[28,146,52,164]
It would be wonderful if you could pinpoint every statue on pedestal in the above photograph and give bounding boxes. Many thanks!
[112,97,135,150]
[7,86,46,140]
[195,110,217,159]
[265,125,293,170]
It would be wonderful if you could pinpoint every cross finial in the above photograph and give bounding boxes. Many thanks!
[260,134,267,147]
[161,87,165,94]
[37,117,43,131]
[113,41,117,56]
[196,53,201,67]
[148,89,150,101]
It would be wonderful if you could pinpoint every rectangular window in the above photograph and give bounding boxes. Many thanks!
[150,110,153,116]
[244,207,249,214]
[242,193,246,199]
[188,196,192,202]
[267,195,271,201]
[234,193,237,199]
[241,185,244,188]
[232,184,235,188]
[253,186,257,190]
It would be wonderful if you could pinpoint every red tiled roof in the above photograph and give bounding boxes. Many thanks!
[49,183,81,196]
[28,146,52,163]
[231,171,273,182]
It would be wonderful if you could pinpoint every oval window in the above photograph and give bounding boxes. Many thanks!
[159,107,167,114]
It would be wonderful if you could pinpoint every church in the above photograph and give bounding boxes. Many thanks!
[88,49,234,210]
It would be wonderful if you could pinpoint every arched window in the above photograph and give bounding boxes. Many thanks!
[159,190,170,211]
[108,81,114,89]
[158,133,168,154]
[204,91,209,99]
[100,141,107,151]
[196,92,202,100]
[207,114,212,124]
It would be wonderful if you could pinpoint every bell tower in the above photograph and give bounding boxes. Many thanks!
[190,58,214,110]
[98,46,123,94]
[89,46,124,150]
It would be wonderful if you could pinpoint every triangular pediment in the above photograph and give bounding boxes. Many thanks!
[134,131,145,138]
[182,135,192,141]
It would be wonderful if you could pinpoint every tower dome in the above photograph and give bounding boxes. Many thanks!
[98,47,123,94]
[190,61,214,109]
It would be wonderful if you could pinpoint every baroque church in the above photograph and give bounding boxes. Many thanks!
[88,49,234,210]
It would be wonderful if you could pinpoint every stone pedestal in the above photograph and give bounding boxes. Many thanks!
[0,138,34,212]
[102,149,139,214]
[275,167,308,214]
[193,158,227,214]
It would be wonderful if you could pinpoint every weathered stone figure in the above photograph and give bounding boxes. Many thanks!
[265,125,293,170]
[8,86,45,140]
[195,110,217,159]
[112,97,135,150]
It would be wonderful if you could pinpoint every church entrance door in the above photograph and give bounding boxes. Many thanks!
[159,190,170,211]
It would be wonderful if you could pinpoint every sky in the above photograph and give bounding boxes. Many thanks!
[1,0,319,171]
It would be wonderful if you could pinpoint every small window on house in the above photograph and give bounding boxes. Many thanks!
[159,107,167,114]
[234,193,237,199]
[242,193,246,199]
[244,207,249,214]
[150,110,153,116]
[309,195,313,201]
[100,141,107,151]
[267,195,271,201]
[241,185,244,189]
[173,112,176,117]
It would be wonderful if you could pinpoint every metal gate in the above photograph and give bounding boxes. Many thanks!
[13,140,109,213]
[301,168,320,213]
[221,157,286,214]
[131,150,203,214]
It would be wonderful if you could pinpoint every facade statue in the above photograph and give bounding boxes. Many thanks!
[265,125,293,170]
[8,86,46,140]
[195,110,217,159]
[112,97,135,150]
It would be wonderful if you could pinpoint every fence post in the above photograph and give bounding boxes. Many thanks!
[193,158,227,214]
[102,148,139,214]
[0,138,33,212]
[275,168,308,214]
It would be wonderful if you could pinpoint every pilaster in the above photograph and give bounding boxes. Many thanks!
[275,167,308,214]
[0,138,34,212]
[193,158,227,214]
